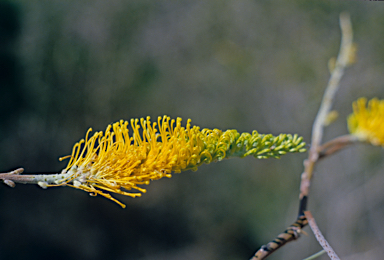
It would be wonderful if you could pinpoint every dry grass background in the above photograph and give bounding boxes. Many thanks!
[1,1,384,259]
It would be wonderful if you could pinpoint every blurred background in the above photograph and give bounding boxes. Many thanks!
[1,1,384,259]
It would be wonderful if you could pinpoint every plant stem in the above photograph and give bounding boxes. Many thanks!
[0,168,71,189]
[302,250,326,260]
[318,134,359,159]
[249,215,308,260]
[304,211,340,260]
[299,11,354,202]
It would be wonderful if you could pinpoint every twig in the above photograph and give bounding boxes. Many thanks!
[317,134,359,159]
[299,11,354,206]
[249,215,308,259]
[0,168,70,189]
[309,12,354,157]
[304,211,340,260]
[302,250,326,260]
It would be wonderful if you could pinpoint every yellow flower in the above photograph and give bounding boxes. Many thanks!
[348,97,384,146]
[54,116,306,207]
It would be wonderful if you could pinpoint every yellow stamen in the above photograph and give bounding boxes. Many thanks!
[348,97,384,146]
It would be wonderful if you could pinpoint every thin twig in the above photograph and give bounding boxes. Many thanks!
[249,215,308,260]
[299,11,354,203]
[0,168,69,188]
[309,12,354,156]
[304,211,340,260]
[302,250,326,260]
[318,134,358,159]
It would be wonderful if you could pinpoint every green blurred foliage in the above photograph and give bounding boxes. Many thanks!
[1,1,384,260]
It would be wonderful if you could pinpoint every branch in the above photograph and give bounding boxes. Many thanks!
[299,11,354,202]
[249,215,308,260]
[0,168,68,189]
[310,12,354,155]
[318,134,359,159]
[304,211,340,260]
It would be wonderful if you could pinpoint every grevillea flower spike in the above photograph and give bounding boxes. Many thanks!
[0,116,306,207]
[348,98,384,146]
